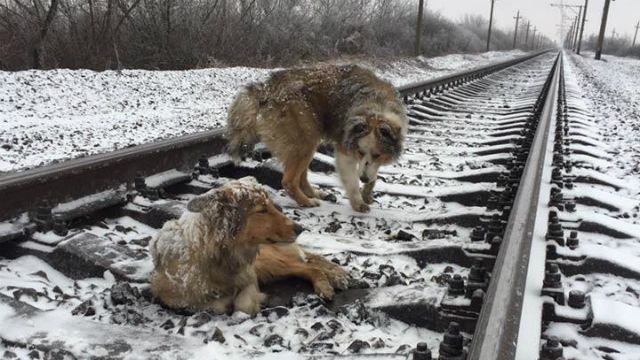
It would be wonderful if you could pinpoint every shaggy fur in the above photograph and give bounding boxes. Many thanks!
[149,177,349,314]
[226,64,408,212]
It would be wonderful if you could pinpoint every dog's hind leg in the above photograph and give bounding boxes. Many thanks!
[256,246,336,299]
[282,155,320,207]
[299,157,328,200]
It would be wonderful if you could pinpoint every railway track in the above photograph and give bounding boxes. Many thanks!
[1,51,639,359]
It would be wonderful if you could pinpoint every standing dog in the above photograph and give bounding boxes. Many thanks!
[226,65,407,212]
[149,177,349,314]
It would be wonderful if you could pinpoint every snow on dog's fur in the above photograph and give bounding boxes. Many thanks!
[225,64,407,212]
[149,177,349,314]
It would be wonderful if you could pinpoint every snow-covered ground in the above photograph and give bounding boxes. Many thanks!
[539,51,640,359]
[0,50,524,173]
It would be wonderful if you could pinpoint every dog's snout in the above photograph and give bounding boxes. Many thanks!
[359,175,369,183]
[294,223,306,236]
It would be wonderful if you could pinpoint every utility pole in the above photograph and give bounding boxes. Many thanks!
[524,21,531,48]
[551,2,587,51]
[633,21,639,47]
[566,19,575,48]
[513,10,521,49]
[415,0,424,56]
[595,0,612,60]
[532,27,537,50]
[611,28,617,40]
[487,0,496,51]
[573,7,583,51]
[577,0,589,54]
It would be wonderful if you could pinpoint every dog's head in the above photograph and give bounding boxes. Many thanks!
[344,108,407,183]
[186,177,304,247]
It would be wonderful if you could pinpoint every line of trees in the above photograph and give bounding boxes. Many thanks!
[0,0,550,71]
[580,34,640,58]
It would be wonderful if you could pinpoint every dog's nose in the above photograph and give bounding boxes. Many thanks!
[294,223,306,236]
[359,175,369,183]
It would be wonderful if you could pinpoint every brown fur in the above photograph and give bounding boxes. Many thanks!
[149,177,349,314]
[226,65,407,212]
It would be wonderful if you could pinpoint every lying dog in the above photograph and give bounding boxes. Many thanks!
[149,177,349,314]
[226,65,407,212]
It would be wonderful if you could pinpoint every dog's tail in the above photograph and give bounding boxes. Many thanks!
[225,85,261,164]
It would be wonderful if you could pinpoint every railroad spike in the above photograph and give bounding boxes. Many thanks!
[543,263,562,289]
[466,260,489,297]
[545,215,565,245]
[134,173,147,193]
[540,337,563,360]
[34,200,53,232]
[567,290,586,309]
[546,244,558,260]
[53,220,68,236]
[489,235,502,254]
[447,274,466,297]
[412,342,432,360]
[196,156,211,175]
[470,289,485,312]
[438,322,465,359]
[566,231,579,249]
[470,226,486,242]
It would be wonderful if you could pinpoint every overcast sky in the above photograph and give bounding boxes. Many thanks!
[426,0,640,44]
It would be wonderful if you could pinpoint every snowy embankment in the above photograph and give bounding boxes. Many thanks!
[0,50,524,173]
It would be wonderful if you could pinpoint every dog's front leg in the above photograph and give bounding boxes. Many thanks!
[361,163,380,205]
[336,150,369,212]
[234,283,265,315]
[361,180,376,204]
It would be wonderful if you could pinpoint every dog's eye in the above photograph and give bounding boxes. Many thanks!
[379,127,394,140]
[358,150,365,157]
[372,153,381,160]
[352,123,368,134]
[257,207,268,214]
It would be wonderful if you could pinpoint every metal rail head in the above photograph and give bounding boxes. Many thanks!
[0,129,227,221]
[467,53,562,360]
[397,50,551,98]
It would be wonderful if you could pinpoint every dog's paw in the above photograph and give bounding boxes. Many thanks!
[328,269,351,290]
[314,188,329,200]
[300,198,321,207]
[361,191,374,205]
[313,279,335,300]
[350,201,370,213]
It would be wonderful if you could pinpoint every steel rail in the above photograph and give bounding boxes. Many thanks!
[397,50,549,98]
[0,50,550,222]
[468,53,562,359]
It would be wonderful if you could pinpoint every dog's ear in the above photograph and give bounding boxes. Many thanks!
[345,116,369,150]
[186,191,218,213]
[187,188,236,213]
